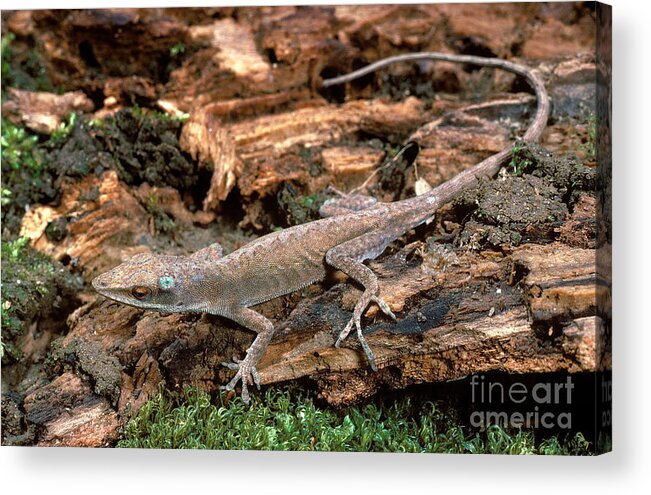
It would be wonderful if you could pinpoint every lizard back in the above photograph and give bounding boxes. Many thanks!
[219,209,388,306]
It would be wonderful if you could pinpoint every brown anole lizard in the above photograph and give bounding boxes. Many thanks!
[92,52,550,403]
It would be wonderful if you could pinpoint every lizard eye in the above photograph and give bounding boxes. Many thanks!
[131,286,151,300]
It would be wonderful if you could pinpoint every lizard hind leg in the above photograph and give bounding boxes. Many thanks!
[334,294,396,347]
[325,235,398,370]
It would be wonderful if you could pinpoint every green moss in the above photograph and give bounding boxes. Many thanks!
[1,33,15,92]
[50,112,77,145]
[510,140,531,176]
[145,193,177,235]
[1,33,52,95]
[132,103,189,122]
[277,185,327,226]
[1,119,43,176]
[1,236,82,361]
[1,237,53,359]
[1,118,45,215]
[169,43,185,57]
[1,187,12,206]
[582,113,597,162]
[118,385,593,454]
[1,118,48,233]
[88,117,105,128]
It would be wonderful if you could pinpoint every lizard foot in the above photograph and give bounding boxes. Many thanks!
[334,295,396,347]
[334,314,377,370]
[220,357,260,404]
[335,296,396,371]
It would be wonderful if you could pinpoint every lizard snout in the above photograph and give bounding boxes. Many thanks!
[91,274,108,291]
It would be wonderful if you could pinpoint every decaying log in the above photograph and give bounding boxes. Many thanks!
[14,91,602,447]
[181,92,543,214]
[257,242,604,405]
[180,97,430,207]
[511,243,599,323]
[22,372,119,447]
[19,170,217,278]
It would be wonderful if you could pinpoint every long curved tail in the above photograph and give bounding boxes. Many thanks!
[322,52,551,208]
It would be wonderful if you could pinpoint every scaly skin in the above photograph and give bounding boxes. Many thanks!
[93,51,550,403]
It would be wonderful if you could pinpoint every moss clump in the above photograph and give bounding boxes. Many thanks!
[132,103,189,123]
[1,33,13,90]
[509,142,595,196]
[49,112,78,145]
[169,43,186,58]
[1,119,43,175]
[1,33,52,97]
[1,119,48,234]
[94,108,195,190]
[455,142,598,250]
[1,106,196,236]
[118,385,593,454]
[510,140,532,176]
[145,192,177,235]
[0,118,48,209]
[277,184,327,227]
[0,237,81,361]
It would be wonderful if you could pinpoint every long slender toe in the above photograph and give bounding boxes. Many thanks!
[221,362,240,370]
[335,318,355,346]
[372,296,396,320]
[251,367,261,390]
[241,381,250,404]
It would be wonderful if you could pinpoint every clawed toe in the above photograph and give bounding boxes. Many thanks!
[220,357,260,403]
[335,318,355,347]
[372,295,396,320]
[251,367,261,390]
[334,293,397,371]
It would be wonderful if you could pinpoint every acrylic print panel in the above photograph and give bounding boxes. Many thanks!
[1,2,611,454]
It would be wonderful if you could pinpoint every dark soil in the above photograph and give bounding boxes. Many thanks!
[454,142,596,249]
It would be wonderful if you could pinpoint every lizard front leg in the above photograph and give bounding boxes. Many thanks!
[325,233,398,370]
[217,307,275,404]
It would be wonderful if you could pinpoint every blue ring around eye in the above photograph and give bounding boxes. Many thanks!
[159,275,175,290]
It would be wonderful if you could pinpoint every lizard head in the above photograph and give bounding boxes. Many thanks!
[92,252,206,312]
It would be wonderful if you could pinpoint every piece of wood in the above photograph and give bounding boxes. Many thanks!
[181,97,429,207]
[22,372,119,447]
[2,88,94,134]
[20,171,152,277]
